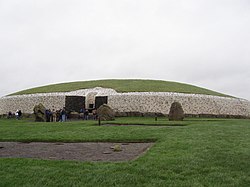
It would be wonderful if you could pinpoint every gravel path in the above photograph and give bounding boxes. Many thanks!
[0,142,154,162]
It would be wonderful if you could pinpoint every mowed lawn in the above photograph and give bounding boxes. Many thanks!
[0,117,249,187]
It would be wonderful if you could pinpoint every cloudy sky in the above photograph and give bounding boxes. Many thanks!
[0,0,249,100]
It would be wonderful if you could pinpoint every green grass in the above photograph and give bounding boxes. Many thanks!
[0,117,249,187]
[9,79,231,97]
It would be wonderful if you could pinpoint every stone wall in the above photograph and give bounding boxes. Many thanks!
[0,94,65,114]
[108,93,250,117]
[0,88,114,114]
[0,88,250,118]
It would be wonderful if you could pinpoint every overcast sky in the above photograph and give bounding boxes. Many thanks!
[0,0,249,100]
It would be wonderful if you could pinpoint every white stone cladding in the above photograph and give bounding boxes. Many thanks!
[68,87,117,96]
[0,87,250,117]
[0,94,66,114]
[108,93,250,117]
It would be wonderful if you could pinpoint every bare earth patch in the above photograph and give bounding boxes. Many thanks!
[0,142,154,162]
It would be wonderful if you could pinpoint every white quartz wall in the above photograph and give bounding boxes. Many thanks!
[0,87,114,114]
[108,93,250,117]
[0,88,250,117]
[0,95,65,114]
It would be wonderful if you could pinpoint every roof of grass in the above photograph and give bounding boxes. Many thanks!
[9,79,232,97]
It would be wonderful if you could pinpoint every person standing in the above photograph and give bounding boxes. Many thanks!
[7,111,12,119]
[18,110,22,119]
[84,109,89,120]
[45,109,50,122]
[52,109,57,122]
[61,107,66,122]
[92,108,97,120]
[15,110,19,120]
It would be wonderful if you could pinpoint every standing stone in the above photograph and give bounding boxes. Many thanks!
[169,102,185,121]
[96,104,115,121]
[33,103,46,122]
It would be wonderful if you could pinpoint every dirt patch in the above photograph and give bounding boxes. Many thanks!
[0,142,154,162]
[102,124,186,127]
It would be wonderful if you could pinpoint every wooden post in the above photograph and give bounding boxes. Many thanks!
[155,113,157,121]
[98,117,101,126]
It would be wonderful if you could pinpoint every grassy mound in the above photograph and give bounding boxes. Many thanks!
[9,79,231,97]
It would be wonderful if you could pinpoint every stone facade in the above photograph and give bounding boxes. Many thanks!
[0,94,65,114]
[108,93,250,117]
[0,87,250,118]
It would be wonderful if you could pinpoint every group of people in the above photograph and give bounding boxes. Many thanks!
[45,107,67,122]
[80,108,97,120]
[6,106,98,122]
[44,107,97,122]
[7,110,22,120]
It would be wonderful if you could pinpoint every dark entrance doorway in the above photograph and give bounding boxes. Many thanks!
[65,96,85,113]
[95,96,108,109]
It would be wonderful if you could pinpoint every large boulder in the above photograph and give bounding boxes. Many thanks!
[97,104,115,121]
[169,102,185,121]
[33,103,46,122]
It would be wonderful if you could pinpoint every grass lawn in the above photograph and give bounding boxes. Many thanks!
[0,117,249,187]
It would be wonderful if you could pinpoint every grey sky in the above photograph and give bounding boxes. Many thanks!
[0,0,249,100]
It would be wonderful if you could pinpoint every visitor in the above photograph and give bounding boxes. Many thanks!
[45,109,50,122]
[92,108,97,120]
[61,107,66,122]
[84,109,89,120]
[49,109,53,122]
[15,110,19,120]
[57,109,61,122]
[7,111,12,119]
[81,107,86,120]
[18,110,22,119]
[52,109,57,122]
[79,108,84,119]
[58,109,62,122]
